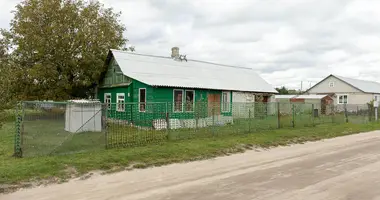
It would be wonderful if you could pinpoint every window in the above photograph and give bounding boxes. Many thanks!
[139,88,146,112]
[116,93,125,112]
[173,89,183,112]
[185,90,195,112]
[104,93,111,110]
[222,91,231,112]
[329,82,335,88]
[338,94,348,104]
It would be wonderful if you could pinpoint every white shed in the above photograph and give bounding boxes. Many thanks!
[65,100,102,133]
[232,92,256,118]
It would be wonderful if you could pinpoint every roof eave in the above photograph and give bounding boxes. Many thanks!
[151,84,277,94]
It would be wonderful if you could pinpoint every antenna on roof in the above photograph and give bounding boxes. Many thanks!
[179,54,187,62]
[129,46,136,52]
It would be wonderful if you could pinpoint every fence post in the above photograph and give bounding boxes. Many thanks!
[248,108,251,133]
[166,102,170,139]
[344,103,348,123]
[14,102,23,158]
[375,106,378,122]
[104,104,109,149]
[357,105,359,116]
[331,104,335,124]
[292,104,295,128]
[277,102,280,129]
[311,104,315,127]
[195,103,198,129]
[212,107,215,126]
[373,101,379,122]
[212,106,215,136]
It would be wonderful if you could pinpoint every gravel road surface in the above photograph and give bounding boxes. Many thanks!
[2,131,380,200]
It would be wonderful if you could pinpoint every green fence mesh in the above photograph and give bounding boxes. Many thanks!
[15,101,379,157]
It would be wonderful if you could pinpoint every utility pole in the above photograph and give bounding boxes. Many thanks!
[300,81,303,94]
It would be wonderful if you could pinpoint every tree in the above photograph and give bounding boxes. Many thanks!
[1,0,130,100]
[0,36,14,106]
[0,39,10,128]
[275,86,290,94]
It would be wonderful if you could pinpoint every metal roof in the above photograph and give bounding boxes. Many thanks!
[274,95,297,99]
[275,94,328,100]
[295,95,328,99]
[334,75,380,94]
[67,100,101,104]
[110,49,278,93]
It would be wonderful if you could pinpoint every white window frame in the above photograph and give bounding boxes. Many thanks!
[337,94,348,104]
[104,93,111,110]
[116,93,125,112]
[139,88,146,112]
[184,90,195,112]
[221,91,231,112]
[173,89,184,112]
[329,82,335,88]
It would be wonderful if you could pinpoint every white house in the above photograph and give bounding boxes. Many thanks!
[305,74,380,105]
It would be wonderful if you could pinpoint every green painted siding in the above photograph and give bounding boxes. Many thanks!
[98,55,233,127]
[98,85,133,121]
[100,58,132,87]
[130,80,157,127]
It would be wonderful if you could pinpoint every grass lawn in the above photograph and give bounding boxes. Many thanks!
[13,112,371,157]
[21,120,105,157]
[1,120,380,191]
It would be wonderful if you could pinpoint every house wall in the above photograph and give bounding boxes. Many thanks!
[232,92,255,118]
[98,78,234,127]
[151,87,233,118]
[100,57,132,87]
[97,85,133,121]
[307,93,374,106]
[307,76,374,105]
[307,76,362,94]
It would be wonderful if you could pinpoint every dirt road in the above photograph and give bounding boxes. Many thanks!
[2,131,380,200]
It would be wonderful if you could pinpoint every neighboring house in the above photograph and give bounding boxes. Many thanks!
[304,74,380,105]
[96,48,278,128]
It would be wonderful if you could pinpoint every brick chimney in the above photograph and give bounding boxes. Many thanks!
[171,47,179,58]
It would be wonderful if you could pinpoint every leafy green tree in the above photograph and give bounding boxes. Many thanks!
[1,0,130,100]
[0,37,14,105]
[0,39,9,127]
[275,86,290,94]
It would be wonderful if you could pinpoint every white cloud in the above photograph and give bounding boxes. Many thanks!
[1,0,380,89]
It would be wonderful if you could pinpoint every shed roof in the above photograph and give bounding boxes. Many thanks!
[67,100,101,104]
[109,49,278,93]
[274,95,297,99]
[295,95,329,99]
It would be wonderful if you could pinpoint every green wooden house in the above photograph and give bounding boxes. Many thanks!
[96,47,277,129]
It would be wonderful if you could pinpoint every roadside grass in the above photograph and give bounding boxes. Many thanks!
[1,120,380,190]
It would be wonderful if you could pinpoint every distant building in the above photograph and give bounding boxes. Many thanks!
[304,74,380,105]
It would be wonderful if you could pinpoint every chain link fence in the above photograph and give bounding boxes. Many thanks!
[15,101,106,157]
[14,101,379,157]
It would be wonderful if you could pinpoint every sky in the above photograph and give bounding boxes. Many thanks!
[1,0,380,90]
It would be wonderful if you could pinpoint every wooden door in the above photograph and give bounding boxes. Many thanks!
[208,94,221,116]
